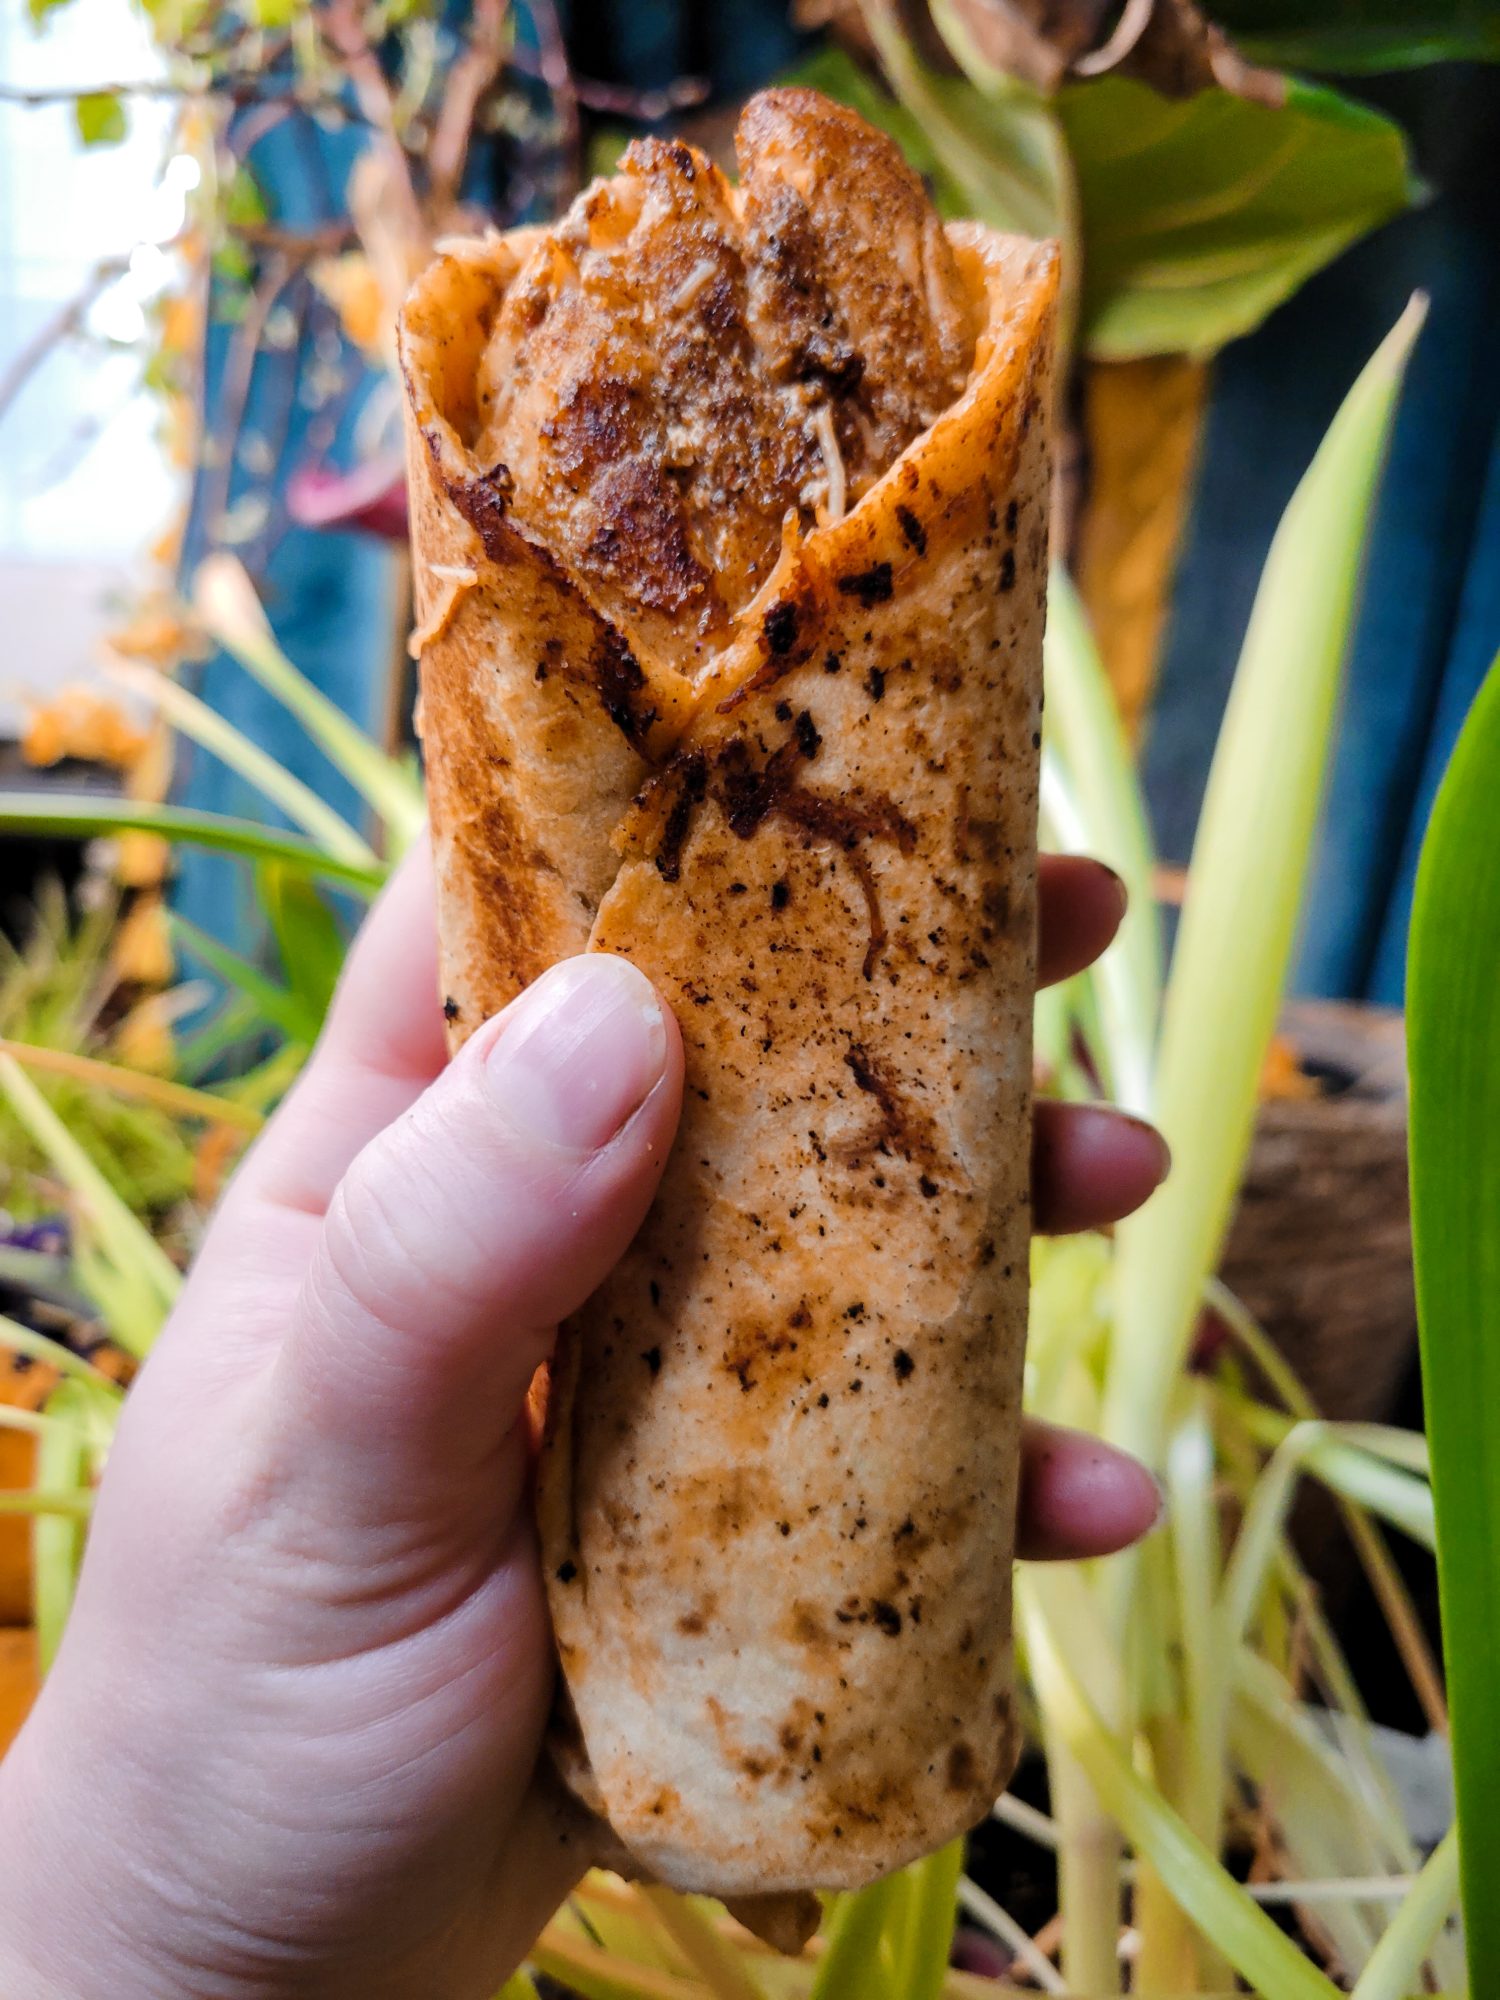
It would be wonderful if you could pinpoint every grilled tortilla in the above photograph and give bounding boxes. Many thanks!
[400,87,1056,1902]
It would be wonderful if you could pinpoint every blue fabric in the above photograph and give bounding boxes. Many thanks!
[172,101,396,965]
[1144,65,1500,1004]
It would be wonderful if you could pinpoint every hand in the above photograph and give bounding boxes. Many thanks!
[0,842,1165,2000]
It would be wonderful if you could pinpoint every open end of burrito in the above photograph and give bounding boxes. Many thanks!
[401,84,1058,1920]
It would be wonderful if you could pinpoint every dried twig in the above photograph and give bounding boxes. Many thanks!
[0,257,128,427]
[0,76,367,123]
[571,73,710,121]
[316,0,428,248]
[200,250,295,548]
[426,0,510,216]
[528,0,580,209]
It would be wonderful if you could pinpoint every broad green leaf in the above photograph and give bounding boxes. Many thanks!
[1059,77,1416,358]
[257,864,346,1031]
[1408,648,1500,2000]
[1214,0,1500,71]
[860,2,1072,244]
[74,91,126,147]
[1104,299,1423,1475]
[171,913,322,1048]
[195,555,424,852]
[0,792,386,894]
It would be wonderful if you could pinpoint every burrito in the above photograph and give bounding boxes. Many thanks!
[399,87,1057,1902]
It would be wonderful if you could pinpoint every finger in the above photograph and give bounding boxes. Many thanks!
[1016,1418,1163,1561]
[269,953,684,1524]
[1037,855,1127,990]
[1032,1100,1168,1234]
[235,835,448,1221]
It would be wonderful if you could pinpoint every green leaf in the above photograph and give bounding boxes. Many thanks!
[1058,77,1417,358]
[0,1054,180,1357]
[1213,0,1500,72]
[0,793,387,894]
[108,659,376,867]
[1103,298,1423,1476]
[1349,1828,1461,2000]
[171,913,321,1048]
[73,91,126,147]
[1021,1580,1345,2000]
[195,555,425,853]
[222,162,268,230]
[810,1875,902,2000]
[859,5,1072,243]
[249,0,299,22]
[33,1380,91,1669]
[257,864,346,1032]
[1041,569,1161,1114]
[892,1841,964,2000]
[1408,647,1500,2000]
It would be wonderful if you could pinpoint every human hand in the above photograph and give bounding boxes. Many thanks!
[0,841,1165,2000]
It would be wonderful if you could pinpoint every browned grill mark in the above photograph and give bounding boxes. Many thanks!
[947,1741,978,1792]
[842,1043,940,1165]
[593,628,659,748]
[896,504,926,555]
[836,561,893,605]
[651,749,708,882]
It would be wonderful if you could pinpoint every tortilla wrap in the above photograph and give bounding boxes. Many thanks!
[400,89,1056,1901]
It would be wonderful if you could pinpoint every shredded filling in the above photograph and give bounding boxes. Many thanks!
[467,88,980,683]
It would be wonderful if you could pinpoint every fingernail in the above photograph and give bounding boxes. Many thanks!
[1101,862,1129,920]
[487,955,667,1152]
[1121,1111,1172,1183]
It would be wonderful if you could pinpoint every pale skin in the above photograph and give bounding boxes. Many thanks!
[0,842,1167,2000]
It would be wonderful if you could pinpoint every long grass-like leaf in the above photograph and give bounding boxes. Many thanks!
[1408,648,1500,1999]
[1040,569,1162,1114]
[0,1313,122,1398]
[1104,297,1425,1474]
[637,1891,765,2000]
[0,794,386,893]
[171,913,321,1047]
[32,1379,90,1669]
[809,1878,900,2000]
[892,1841,965,2000]
[195,554,425,851]
[106,658,375,866]
[1348,1828,1459,2000]
[1021,1585,1345,2000]
[0,1053,179,1355]
[0,1037,262,1133]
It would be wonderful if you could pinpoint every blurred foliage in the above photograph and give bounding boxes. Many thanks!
[1213,0,1500,70]
[807,13,1416,361]
[0,886,199,1225]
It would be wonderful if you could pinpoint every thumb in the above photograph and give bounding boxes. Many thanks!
[269,952,682,1527]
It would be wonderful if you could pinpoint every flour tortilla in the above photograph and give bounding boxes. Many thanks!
[401,133,1055,1902]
